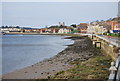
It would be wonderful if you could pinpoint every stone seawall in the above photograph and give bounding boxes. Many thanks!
[91,36,120,61]
[101,41,119,61]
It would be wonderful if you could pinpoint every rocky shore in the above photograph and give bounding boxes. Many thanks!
[2,36,102,79]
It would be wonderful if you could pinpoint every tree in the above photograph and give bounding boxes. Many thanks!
[101,20,104,22]
[95,20,99,22]
[5,26,8,28]
[16,26,20,28]
[49,25,59,28]
[108,18,112,21]
[71,24,77,28]
[2,26,4,28]
[107,30,110,33]
[72,29,78,33]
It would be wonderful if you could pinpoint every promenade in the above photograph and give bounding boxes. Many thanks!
[96,35,120,47]
[2,36,110,79]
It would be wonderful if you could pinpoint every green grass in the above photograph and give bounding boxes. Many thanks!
[52,55,111,80]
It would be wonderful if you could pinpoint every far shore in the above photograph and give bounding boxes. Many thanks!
[3,32,88,37]
[3,32,69,35]
[2,36,103,79]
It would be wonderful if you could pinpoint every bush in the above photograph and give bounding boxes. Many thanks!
[103,33,107,35]
[108,33,120,37]
[103,33,120,37]
[71,29,78,33]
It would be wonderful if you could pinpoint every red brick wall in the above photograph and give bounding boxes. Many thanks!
[111,21,117,30]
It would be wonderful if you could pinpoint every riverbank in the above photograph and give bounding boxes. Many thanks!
[2,36,111,80]
[3,32,85,37]
[4,32,61,35]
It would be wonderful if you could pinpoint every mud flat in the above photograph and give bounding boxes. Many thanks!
[2,36,102,79]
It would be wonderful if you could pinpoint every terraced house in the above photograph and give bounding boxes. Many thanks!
[77,23,88,33]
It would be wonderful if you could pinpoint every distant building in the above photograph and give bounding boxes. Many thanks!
[22,27,32,32]
[113,22,120,33]
[58,28,71,34]
[40,28,49,33]
[109,19,120,33]
[31,29,40,33]
[87,24,96,34]
[39,29,43,33]
[114,22,120,30]
[105,21,112,26]
[77,23,88,33]
[0,26,22,33]
[50,28,59,33]
[59,22,65,27]
[111,21,117,30]
[87,23,110,35]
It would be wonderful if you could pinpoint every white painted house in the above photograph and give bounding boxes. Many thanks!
[58,28,71,34]
[0,27,22,33]
[87,24,108,35]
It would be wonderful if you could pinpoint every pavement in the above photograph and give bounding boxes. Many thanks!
[97,35,120,47]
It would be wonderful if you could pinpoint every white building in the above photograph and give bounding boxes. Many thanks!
[87,24,108,35]
[0,27,22,33]
[58,28,71,34]
[114,23,120,30]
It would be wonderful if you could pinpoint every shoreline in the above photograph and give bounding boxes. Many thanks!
[3,32,69,35]
[2,36,102,79]
[3,32,87,37]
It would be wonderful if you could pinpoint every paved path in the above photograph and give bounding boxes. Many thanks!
[78,33,120,47]
[97,35,120,47]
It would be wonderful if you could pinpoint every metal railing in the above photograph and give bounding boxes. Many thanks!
[108,50,120,81]
[95,35,120,48]
[87,34,120,81]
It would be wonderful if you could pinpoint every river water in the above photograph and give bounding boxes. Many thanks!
[1,35,74,74]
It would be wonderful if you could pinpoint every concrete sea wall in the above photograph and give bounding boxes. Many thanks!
[91,35,119,61]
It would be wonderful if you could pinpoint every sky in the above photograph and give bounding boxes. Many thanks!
[1,0,120,2]
[1,2,118,28]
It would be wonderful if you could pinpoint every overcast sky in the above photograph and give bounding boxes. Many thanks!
[1,0,120,2]
[2,2,118,28]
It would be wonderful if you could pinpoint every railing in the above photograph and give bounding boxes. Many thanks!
[87,34,120,81]
[108,50,120,81]
[95,35,120,48]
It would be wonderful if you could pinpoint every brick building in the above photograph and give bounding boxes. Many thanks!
[77,23,88,33]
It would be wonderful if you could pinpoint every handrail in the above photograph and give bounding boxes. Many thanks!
[87,34,120,81]
[95,35,120,47]
[108,50,120,81]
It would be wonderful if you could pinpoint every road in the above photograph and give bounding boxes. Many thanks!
[97,35,120,47]
[75,33,120,47]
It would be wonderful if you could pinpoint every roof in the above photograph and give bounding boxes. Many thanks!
[78,23,88,29]
[98,23,111,30]
[115,23,120,28]
[22,27,32,29]
[79,23,88,25]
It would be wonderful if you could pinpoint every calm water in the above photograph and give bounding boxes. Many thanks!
[1,35,74,74]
